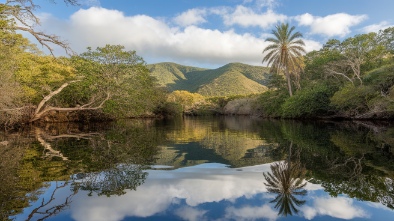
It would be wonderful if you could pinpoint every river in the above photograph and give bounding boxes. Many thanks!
[1,116,394,221]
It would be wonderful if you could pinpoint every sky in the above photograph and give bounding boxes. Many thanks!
[16,0,394,68]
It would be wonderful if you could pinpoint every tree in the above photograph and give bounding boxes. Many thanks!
[322,29,393,85]
[262,23,306,96]
[167,90,205,112]
[30,44,165,121]
[1,0,79,55]
[0,22,38,126]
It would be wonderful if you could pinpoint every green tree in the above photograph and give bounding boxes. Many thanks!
[60,45,165,119]
[323,31,390,85]
[262,23,306,96]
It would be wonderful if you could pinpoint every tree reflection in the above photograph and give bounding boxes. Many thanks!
[1,120,164,220]
[263,143,307,217]
[72,164,148,197]
[26,181,76,221]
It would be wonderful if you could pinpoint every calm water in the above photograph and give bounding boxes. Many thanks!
[1,116,394,221]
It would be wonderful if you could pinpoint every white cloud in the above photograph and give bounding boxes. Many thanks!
[361,21,393,33]
[40,7,274,67]
[70,163,272,221]
[256,0,279,10]
[303,39,323,52]
[173,8,207,27]
[295,13,368,37]
[174,206,208,221]
[225,204,278,221]
[37,6,321,68]
[301,197,370,220]
[223,6,287,29]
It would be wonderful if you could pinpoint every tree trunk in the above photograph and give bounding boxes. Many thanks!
[285,69,293,97]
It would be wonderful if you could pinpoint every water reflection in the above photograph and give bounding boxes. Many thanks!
[72,164,148,197]
[1,117,394,220]
[263,143,307,217]
[26,181,76,221]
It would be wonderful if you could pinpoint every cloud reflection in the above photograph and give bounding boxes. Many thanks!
[71,164,270,221]
[69,163,370,221]
[225,204,278,221]
[301,197,370,220]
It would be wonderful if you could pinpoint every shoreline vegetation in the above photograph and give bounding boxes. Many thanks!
[1,1,394,129]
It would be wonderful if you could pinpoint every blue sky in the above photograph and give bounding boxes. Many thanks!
[21,0,394,68]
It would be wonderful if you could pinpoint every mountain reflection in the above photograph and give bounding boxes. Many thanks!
[2,117,394,221]
[263,143,307,217]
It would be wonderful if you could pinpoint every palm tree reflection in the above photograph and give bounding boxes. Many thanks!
[263,145,307,217]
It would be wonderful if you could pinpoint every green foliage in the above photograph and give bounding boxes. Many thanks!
[154,102,183,116]
[62,45,166,118]
[330,84,378,116]
[16,55,76,104]
[364,64,394,94]
[303,47,343,82]
[257,89,288,117]
[281,84,335,118]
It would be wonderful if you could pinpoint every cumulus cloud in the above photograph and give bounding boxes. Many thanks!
[225,204,278,221]
[40,7,276,67]
[173,8,208,27]
[70,164,271,221]
[222,6,287,29]
[295,13,368,37]
[37,6,321,68]
[301,197,369,220]
[361,21,393,33]
[303,39,323,52]
[174,206,208,221]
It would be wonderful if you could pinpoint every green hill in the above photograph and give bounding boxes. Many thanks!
[147,62,271,97]
[148,62,207,86]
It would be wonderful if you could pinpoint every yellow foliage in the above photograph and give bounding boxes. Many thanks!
[15,54,76,103]
[167,90,205,110]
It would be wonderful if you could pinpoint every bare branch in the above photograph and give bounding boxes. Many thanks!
[324,68,354,85]
[3,0,76,55]
[15,26,74,55]
[35,80,81,115]
[30,83,111,122]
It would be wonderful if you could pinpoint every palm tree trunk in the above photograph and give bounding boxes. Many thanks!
[285,69,293,97]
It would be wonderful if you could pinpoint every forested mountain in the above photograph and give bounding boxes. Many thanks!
[148,62,271,97]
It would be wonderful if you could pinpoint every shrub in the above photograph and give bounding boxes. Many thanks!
[363,64,394,95]
[154,102,183,117]
[330,84,378,116]
[257,89,288,117]
[281,84,335,118]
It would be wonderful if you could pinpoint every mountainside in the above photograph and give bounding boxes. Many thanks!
[147,62,271,97]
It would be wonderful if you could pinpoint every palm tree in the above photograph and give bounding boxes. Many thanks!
[262,23,306,96]
[263,144,307,217]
